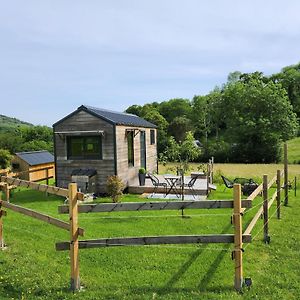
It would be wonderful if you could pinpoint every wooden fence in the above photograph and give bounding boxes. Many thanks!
[0,145,291,293]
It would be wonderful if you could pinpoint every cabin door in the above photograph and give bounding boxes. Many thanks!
[140,131,146,169]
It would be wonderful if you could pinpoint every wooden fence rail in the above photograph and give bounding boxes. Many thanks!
[56,234,251,251]
[58,199,252,214]
[0,176,84,200]
[0,200,84,236]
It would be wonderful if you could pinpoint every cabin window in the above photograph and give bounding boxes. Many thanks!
[127,131,134,166]
[12,163,20,170]
[67,136,102,160]
[150,129,155,145]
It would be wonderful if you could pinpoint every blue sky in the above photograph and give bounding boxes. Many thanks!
[1,1,299,126]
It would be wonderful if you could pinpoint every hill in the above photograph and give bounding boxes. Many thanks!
[284,137,300,163]
[0,114,33,133]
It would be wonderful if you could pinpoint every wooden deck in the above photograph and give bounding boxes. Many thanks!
[128,175,214,196]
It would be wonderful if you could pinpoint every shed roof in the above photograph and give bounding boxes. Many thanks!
[15,151,54,166]
[53,105,157,128]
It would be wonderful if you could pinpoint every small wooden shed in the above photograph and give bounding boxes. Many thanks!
[12,151,55,181]
[53,105,157,193]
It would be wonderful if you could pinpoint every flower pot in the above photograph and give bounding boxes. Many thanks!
[139,173,146,186]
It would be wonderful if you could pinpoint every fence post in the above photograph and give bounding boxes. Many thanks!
[294,176,297,197]
[233,183,243,291]
[0,193,4,249]
[4,183,9,203]
[284,143,288,206]
[69,183,80,291]
[263,175,269,243]
[276,170,281,219]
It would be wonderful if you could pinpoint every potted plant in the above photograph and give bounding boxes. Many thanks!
[138,168,147,186]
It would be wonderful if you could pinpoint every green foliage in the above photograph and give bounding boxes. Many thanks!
[138,168,146,174]
[221,76,298,162]
[168,116,193,142]
[0,149,12,169]
[180,131,201,162]
[106,175,125,202]
[159,98,192,123]
[0,119,53,154]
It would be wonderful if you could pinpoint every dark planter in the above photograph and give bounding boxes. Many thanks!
[139,173,146,186]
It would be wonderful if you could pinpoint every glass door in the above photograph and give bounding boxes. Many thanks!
[140,131,146,169]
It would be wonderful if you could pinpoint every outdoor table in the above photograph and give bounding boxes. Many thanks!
[164,175,181,197]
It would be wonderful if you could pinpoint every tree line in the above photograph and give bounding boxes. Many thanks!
[126,63,300,163]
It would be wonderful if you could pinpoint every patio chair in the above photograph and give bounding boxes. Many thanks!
[147,173,167,197]
[182,174,201,199]
[221,175,258,195]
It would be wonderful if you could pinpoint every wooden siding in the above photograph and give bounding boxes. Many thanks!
[116,126,157,186]
[54,110,115,193]
[11,156,54,181]
[28,163,55,181]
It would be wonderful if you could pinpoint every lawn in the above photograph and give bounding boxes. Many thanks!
[0,172,299,299]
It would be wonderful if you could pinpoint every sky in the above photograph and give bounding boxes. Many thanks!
[0,1,300,126]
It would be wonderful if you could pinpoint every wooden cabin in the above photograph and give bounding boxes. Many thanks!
[12,151,55,181]
[53,105,157,193]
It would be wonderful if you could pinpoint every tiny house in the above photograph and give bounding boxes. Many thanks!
[53,105,157,193]
[12,151,55,181]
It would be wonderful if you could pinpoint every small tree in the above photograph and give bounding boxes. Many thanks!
[106,175,125,203]
[0,149,12,169]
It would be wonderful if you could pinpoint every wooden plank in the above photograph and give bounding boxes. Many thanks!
[4,183,9,203]
[263,175,269,243]
[284,143,288,206]
[58,200,252,214]
[0,200,84,236]
[276,170,281,218]
[56,234,252,251]
[246,183,263,201]
[0,195,4,248]
[69,183,80,291]
[0,176,84,200]
[233,184,243,291]
[244,188,278,235]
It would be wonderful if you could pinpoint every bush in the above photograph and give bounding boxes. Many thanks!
[106,175,125,203]
[0,149,12,169]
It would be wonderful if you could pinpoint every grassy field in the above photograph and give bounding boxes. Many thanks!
[0,169,299,299]
[159,162,300,185]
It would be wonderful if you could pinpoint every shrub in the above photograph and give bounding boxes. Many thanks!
[0,149,12,169]
[106,175,125,203]
[139,168,146,174]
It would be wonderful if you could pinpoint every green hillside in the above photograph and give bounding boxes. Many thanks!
[284,137,300,163]
[0,114,33,133]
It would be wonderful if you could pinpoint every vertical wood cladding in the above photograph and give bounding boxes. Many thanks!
[54,110,157,193]
[54,110,115,193]
[116,126,157,186]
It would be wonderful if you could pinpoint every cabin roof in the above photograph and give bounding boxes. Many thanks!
[53,105,157,128]
[15,151,54,166]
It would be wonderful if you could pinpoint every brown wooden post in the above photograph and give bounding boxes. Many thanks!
[4,183,9,203]
[233,184,243,291]
[263,175,269,243]
[69,183,80,291]
[0,193,3,249]
[284,143,288,206]
[276,170,281,219]
[294,176,297,197]
[211,156,214,183]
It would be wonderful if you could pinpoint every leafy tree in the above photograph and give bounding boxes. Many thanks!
[20,140,53,153]
[143,109,169,153]
[271,63,300,119]
[180,131,201,162]
[168,116,193,142]
[159,98,192,123]
[0,149,12,169]
[191,95,210,144]
[221,76,298,162]
[125,105,143,116]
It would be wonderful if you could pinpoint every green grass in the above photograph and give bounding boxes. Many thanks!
[0,180,299,299]
[284,137,300,164]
